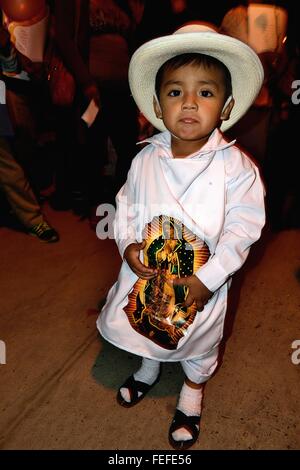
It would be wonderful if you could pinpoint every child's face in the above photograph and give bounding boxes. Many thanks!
[154,62,233,156]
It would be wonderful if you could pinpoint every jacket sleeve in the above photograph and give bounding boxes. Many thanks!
[195,154,266,292]
[113,156,140,259]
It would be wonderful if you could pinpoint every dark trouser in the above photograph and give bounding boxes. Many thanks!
[80,82,139,206]
[52,82,139,210]
[0,137,42,228]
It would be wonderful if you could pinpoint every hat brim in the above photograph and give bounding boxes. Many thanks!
[129,32,264,132]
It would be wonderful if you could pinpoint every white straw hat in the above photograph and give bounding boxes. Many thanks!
[129,24,264,132]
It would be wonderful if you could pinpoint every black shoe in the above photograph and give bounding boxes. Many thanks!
[168,410,200,450]
[28,221,59,243]
[116,372,161,408]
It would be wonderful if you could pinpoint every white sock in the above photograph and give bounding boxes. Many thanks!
[172,382,203,442]
[120,358,160,403]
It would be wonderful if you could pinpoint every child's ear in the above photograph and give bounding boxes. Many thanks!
[220,96,235,121]
[153,96,163,119]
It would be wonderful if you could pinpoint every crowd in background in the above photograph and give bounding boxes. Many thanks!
[0,0,299,242]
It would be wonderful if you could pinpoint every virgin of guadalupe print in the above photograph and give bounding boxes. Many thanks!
[124,215,210,349]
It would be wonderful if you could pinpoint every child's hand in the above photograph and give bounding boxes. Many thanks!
[124,241,157,280]
[172,275,213,311]
[83,82,101,108]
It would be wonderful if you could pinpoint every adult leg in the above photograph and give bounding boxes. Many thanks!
[0,137,59,242]
[5,86,40,192]
[0,137,43,228]
[104,83,139,192]
[84,109,109,207]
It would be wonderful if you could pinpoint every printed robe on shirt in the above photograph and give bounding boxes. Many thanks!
[97,129,265,361]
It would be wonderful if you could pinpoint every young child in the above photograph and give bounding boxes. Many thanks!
[97,24,265,450]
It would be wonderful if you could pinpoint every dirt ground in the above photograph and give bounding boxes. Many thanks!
[0,204,299,450]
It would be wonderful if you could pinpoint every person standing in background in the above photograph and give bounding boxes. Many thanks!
[0,8,58,243]
[53,0,144,227]
[0,1,52,195]
[221,0,300,230]
[220,0,289,165]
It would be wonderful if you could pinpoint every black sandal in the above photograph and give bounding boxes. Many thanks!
[116,372,160,408]
[168,409,200,450]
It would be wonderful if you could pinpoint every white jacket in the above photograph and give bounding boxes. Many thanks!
[97,129,265,361]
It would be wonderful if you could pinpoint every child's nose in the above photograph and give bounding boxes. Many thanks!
[182,94,198,110]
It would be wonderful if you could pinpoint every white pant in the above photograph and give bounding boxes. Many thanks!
[180,346,219,384]
[141,346,219,384]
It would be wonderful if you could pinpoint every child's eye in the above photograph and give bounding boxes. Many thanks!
[200,90,213,97]
[168,89,181,97]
